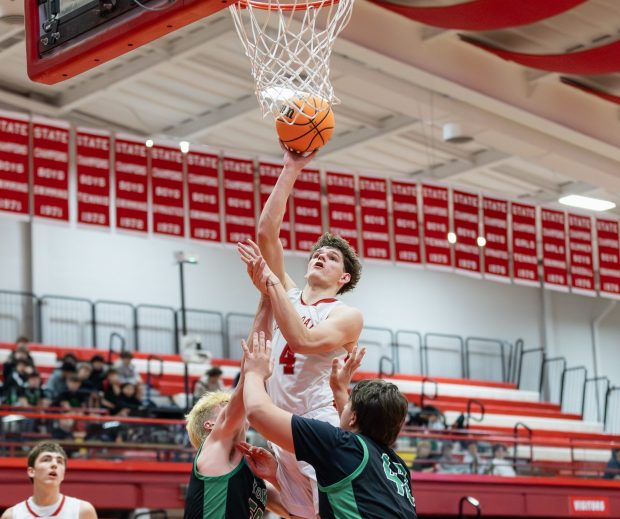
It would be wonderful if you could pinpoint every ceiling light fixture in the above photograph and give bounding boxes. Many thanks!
[559,195,615,212]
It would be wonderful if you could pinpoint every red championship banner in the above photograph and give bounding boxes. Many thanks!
[223,155,255,244]
[0,111,29,217]
[150,142,185,237]
[482,196,510,282]
[391,180,421,265]
[359,175,390,261]
[511,202,538,286]
[569,496,610,516]
[596,218,620,299]
[421,184,451,269]
[567,213,595,296]
[115,134,148,233]
[293,167,322,252]
[32,116,70,221]
[187,147,220,243]
[453,189,480,276]
[326,170,359,253]
[541,208,568,291]
[258,160,291,250]
[76,128,110,227]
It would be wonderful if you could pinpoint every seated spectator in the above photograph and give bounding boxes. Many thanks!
[462,441,486,474]
[115,351,142,386]
[45,362,77,400]
[3,359,33,404]
[17,372,51,407]
[489,444,516,477]
[53,374,87,409]
[193,366,224,399]
[101,369,122,413]
[603,448,620,480]
[88,354,108,391]
[51,417,76,441]
[437,441,467,474]
[115,383,142,416]
[2,337,34,383]
[411,440,437,473]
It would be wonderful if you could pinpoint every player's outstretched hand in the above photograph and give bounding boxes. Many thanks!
[241,331,274,380]
[330,345,366,394]
[235,441,279,483]
[280,141,318,171]
[237,239,279,295]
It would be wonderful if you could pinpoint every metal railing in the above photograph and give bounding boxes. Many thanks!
[539,356,566,405]
[394,329,423,375]
[423,333,465,378]
[516,347,544,391]
[604,386,620,434]
[464,337,509,382]
[560,366,587,415]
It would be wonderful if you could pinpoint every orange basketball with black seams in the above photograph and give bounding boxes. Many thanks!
[276,96,335,154]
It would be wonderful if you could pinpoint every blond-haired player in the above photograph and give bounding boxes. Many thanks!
[1,442,97,519]
[237,148,364,518]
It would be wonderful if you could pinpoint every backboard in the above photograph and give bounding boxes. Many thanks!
[26,0,232,85]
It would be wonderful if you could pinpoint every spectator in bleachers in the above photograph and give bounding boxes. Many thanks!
[193,366,225,399]
[2,337,34,383]
[115,351,142,386]
[53,374,87,408]
[462,441,486,474]
[17,372,51,407]
[101,368,122,413]
[115,383,142,416]
[489,444,516,477]
[88,354,107,391]
[437,441,467,474]
[411,440,437,473]
[4,358,33,396]
[45,361,77,399]
[51,417,76,441]
[603,448,620,480]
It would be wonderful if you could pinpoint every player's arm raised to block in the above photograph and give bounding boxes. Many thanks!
[257,148,316,290]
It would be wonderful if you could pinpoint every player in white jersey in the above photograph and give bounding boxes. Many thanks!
[237,147,363,518]
[1,442,97,519]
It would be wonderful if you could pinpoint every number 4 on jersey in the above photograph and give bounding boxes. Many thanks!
[382,454,415,507]
[279,344,296,374]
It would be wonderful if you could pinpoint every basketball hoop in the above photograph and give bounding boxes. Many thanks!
[229,0,355,123]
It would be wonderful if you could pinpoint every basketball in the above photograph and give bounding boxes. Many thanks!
[276,96,335,154]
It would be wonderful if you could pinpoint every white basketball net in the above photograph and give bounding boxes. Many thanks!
[229,0,355,121]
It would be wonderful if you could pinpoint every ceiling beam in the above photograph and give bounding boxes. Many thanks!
[412,149,509,180]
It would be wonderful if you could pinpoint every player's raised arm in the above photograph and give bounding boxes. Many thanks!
[330,345,366,415]
[257,147,316,289]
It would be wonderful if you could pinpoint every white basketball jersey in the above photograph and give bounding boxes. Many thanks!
[13,495,81,519]
[267,287,348,415]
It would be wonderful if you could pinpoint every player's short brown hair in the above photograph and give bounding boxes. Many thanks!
[27,442,67,469]
[310,233,361,294]
[350,379,408,446]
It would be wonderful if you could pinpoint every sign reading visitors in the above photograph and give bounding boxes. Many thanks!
[391,180,421,265]
[359,175,390,260]
[326,170,359,253]
[187,147,221,243]
[0,110,29,217]
[32,116,70,222]
[567,213,595,295]
[293,168,323,252]
[422,184,451,269]
[76,128,110,228]
[569,496,609,516]
[259,160,291,250]
[115,134,148,233]
[596,218,620,299]
[511,202,538,285]
[151,142,185,237]
[541,208,568,291]
[482,196,510,282]
[452,189,480,276]
[223,155,255,244]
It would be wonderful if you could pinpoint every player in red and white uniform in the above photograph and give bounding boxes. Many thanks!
[238,147,363,518]
[2,442,97,519]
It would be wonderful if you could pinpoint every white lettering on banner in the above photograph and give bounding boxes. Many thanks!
[230,232,252,241]
[602,253,619,263]
[192,192,217,205]
[296,224,322,233]
[259,164,281,177]
[33,186,68,198]
[333,228,357,239]
[0,142,27,155]
[513,205,536,218]
[78,156,109,169]
[429,253,449,263]
[424,206,448,217]
[37,167,65,181]
[542,228,565,239]
[116,199,147,211]
[39,205,63,217]
[426,238,448,248]
[453,193,478,206]
[543,243,565,254]
[152,168,182,182]
[299,171,320,183]
[600,267,620,276]
[188,174,218,187]
[572,499,606,512]
[0,161,25,174]
[569,230,592,241]
[155,187,181,199]
[457,228,477,240]
[364,215,386,226]
[116,141,146,157]
[398,251,419,261]
[514,253,537,264]
[395,235,419,245]
[517,269,536,279]
[33,126,68,143]
[599,238,619,248]
[327,175,354,188]
[458,259,478,270]
[226,215,255,226]
[571,242,592,253]
[454,211,478,223]
[0,119,28,136]
[542,211,564,224]
[396,218,417,229]
[227,198,252,209]
[487,233,506,244]
[363,231,389,241]
[361,198,387,209]
[296,206,319,217]
[119,217,145,229]
[394,202,417,213]
[486,249,509,259]
[569,215,590,227]
[456,244,479,254]
[152,147,182,163]
[572,254,592,265]
[488,264,507,275]
[543,258,567,269]
[190,210,219,221]
[548,274,566,284]
[154,205,184,217]
[294,189,320,201]
[223,160,253,174]
[513,223,536,234]
[483,199,507,212]
[332,211,354,222]
[602,282,620,292]
[359,179,385,192]
[224,179,253,192]
[516,236,536,248]
[81,212,107,225]
[392,183,416,197]
[0,180,27,192]
[328,194,355,205]
[572,266,593,276]
[423,187,448,200]
[76,134,109,150]
[77,193,108,205]
[188,154,218,169]
[484,217,507,229]
[156,222,181,234]
[116,162,146,175]
[80,175,107,188]
[368,248,388,258]
[119,181,144,194]
[34,148,68,162]
[194,228,218,240]
[427,222,447,233]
